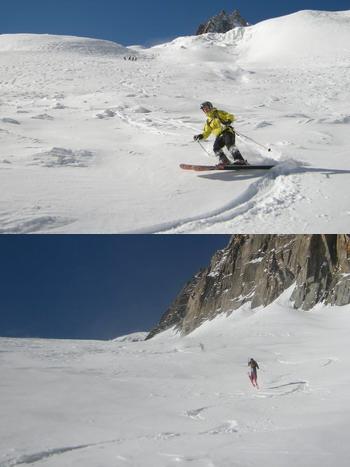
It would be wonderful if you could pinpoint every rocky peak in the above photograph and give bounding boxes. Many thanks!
[146,235,350,339]
[196,9,248,35]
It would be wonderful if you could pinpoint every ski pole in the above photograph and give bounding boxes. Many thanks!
[235,130,271,152]
[194,139,212,157]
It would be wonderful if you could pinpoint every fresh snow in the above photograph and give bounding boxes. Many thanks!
[1,10,350,233]
[1,297,350,466]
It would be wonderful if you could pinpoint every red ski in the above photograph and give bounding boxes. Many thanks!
[180,163,275,172]
[248,373,259,389]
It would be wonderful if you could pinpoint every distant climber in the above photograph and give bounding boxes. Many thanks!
[193,101,247,166]
[248,358,259,388]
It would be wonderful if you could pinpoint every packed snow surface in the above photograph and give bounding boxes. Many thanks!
[1,299,350,466]
[1,10,350,233]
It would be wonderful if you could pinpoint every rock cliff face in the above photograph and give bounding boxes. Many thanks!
[196,10,248,35]
[146,235,350,339]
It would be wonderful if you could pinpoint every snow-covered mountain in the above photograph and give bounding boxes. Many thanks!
[147,234,350,338]
[2,300,350,466]
[112,332,148,342]
[1,10,350,233]
[0,34,127,55]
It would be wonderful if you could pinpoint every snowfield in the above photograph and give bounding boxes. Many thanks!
[0,10,350,233]
[1,296,350,466]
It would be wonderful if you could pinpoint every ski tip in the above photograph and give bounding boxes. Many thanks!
[180,163,216,171]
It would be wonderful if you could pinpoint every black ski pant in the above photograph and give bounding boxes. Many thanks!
[213,129,243,160]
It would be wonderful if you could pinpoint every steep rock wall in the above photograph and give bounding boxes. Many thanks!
[147,235,350,339]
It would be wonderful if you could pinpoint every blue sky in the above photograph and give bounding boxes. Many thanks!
[0,235,230,340]
[1,0,349,46]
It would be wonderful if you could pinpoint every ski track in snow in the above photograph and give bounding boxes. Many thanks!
[141,161,305,233]
[255,381,309,398]
[0,211,74,234]
[1,421,243,467]
[0,422,241,467]
[1,444,97,467]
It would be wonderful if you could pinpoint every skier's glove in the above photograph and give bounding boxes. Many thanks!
[193,134,204,141]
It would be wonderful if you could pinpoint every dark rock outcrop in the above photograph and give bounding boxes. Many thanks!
[146,235,350,339]
[196,10,248,35]
[146,271,205,340]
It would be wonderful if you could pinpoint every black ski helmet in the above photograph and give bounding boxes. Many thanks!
[200,101,213,110]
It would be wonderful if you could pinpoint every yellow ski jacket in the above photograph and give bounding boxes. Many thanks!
[202,108,236,139]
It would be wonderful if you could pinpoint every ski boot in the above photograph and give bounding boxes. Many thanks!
[215,151,231,168]
[230,147,248,165]
[232,158,249,165]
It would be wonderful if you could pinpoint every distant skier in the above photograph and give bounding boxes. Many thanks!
[248,358,259,388]
[193,101,247,166]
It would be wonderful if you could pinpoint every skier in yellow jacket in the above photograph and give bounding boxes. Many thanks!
[193,101,247,166]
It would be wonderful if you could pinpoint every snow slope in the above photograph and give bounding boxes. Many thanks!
[1,298,350,466]
[1,10,350,233]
